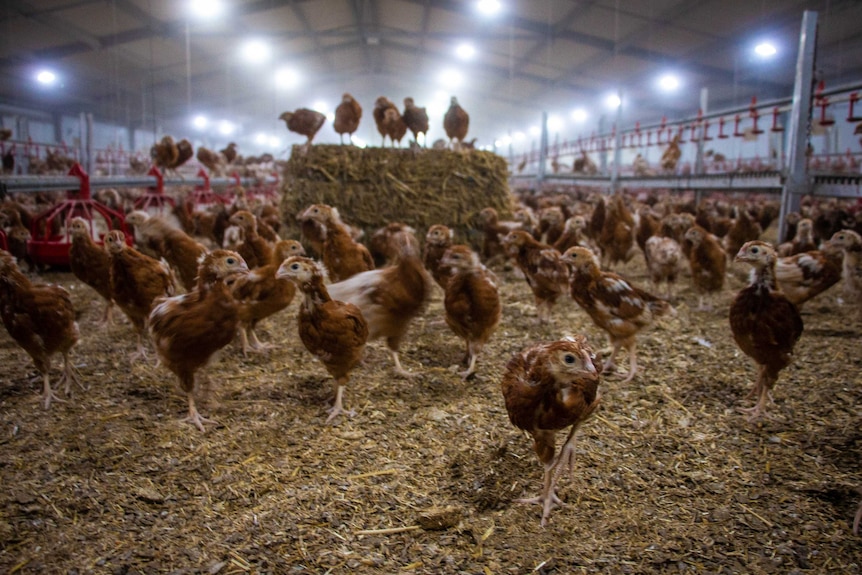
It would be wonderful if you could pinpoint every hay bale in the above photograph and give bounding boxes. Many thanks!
[279,145,513,240]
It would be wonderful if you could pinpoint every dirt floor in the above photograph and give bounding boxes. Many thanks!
[0,242,861,574]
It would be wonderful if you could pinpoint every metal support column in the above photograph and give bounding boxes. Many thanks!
[779,10,818,243]
[537,111,548,188]
[694,88,708,205]
[611,91,622,193]
[16,116,29,174]
[85,113,95,176]
[598,115,607,176]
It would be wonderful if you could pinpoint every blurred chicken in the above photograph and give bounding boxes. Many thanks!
[196,146,226,176]
[723,206,762,260]
[598,193,636,269]
[230,239,304,355]
[561,246,674,382]
[537,206,565,246]
[553,215,600,257]
[220,142,238,165]
[104,230,177,361]
[279,108,326,147]
[443,96,470,150]
[729,241,803,420]
[572,150,598,175]
[228,210,274,270]
[775,243,843,308]
[383,108,407,147]
[402,97,430,146]
[0,250,81,408]
[683,225,727,311]
[125,211,208,291]
[660,134,682,173]
[441,244,501,379]
[0,128,11,141]
[503,230,568,324]
[151,136,194,175]
[830,229,862,320]
[298,204,374,282]
[68,217,114,324]
[479,207,520,267]
[777,218,817,257]
[149,250,249,431]
[633,153,652,176]
[501,336,601,526]
[327,228,433,377]
[333,93,363,145]
[644,236,682,300]
[276,256,368,423]
[373,97,400,147]
[424,224,455,289]
[369,222,414,266]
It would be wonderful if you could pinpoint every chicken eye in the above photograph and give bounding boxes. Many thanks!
[751,247,759,254]
[226,257,236,265]
[290,263,300,271]
[564,354,576,365]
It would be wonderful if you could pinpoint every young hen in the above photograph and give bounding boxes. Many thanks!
[0,250,81,408]
[68,217,114,324]
[503,230,568,324]
[561,246,675,383]
[729,241,803,421]
[440,244,501,379]
[423,224,455,289]
[683,224,727,311]
[327,228,433,377]
[298,204,374,282]
[830,229,862,320]
[149,250,249,431]
[104,230,177,361]
[276,256,368,423]
[775,242,843,308]
[501,336,601,526]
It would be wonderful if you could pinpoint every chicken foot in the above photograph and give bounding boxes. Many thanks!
[40,373,66,410]
[325,380,356,424]
[516,461,564,527]
[58,351,86,394]
[185,393,218,432]
[738,368,777,421]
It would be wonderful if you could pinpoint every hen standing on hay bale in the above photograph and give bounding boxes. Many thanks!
[444,96,469,150]
[279,108,326,148]
[373,96,400,147]
[501,336,601,526]
[333,93,362,145]
[402,97,429,146]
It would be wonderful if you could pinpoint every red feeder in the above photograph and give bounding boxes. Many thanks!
[748,96,765,134]
[657,117,668,145]
[133,165,176,213]
[717,116,729,139]
[27,163,130,267]
[188,168,232,208]
[771,107,784,132]
[847,92,862,122]
[732,114,744,137]
[814,81,835,126]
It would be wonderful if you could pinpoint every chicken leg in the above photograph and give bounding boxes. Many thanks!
[738,366,777,421]
[326,378,356,423]
[58,351,85,395]
[40,372,65,409]
[185,393,217,432]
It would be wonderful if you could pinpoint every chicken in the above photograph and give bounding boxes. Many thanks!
[502,230,568,324]
[775,243,843,308]
[276,256,368,423]
[572,150,598,175]
[561,246,675,382]
[0,250,81,408]
[196,146,226,176]
[279,108,326,146]
[660,134,682,173]
[298,204,374,282]
[327,228,433,377]
[402,97,429,145]
[683,225,727,311]
[230,239,305,355]
[149,250,249,431]
[443,96,469,149]
[228,210,274,270]
[644,235,682,300]
[150,136,194,176]
[537,206,565,246]
[424,224,455,289]
[373,97,400,146]
[729,241,803,420]
[384,108,408,147]
[501,336,601,526]
[124,211,208,291]
[479,207,519,267]
[553,215,600,257]
[369,222,414,266]
[333,93,362,144]
[441,244,501,379]
[830,229,862,320]
[635,207,662,263]
[597,193,636,269]
[777,218,817,257]
[723,207,762,260]
[68,217,114,324]
[0,127,11,141]
[220,142,238,165]
[104,230,177,361]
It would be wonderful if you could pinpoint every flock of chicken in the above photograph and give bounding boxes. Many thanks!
[280,93,472,149]
[0,187,861,526]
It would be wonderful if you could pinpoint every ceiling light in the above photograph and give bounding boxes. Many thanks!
[36,69,57,85]
[456,43,476,60]
[547,115,564,132]
[189,0,223,20]
[275,68,300,89]
[657,74,680,92]
[438,69,463,88]
[219,121,235,136]
[255,133,268,145]
[605,93,622,109]
[513,131,525,141]
[571,108,588,122]
[192,115,208,129]
[242,40,270,64]
[529,126,541,137]
[754,41,777,58]
[477,0,501,16]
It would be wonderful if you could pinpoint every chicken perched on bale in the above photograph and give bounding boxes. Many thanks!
[561,246,675,383]
[104,230,177,361]
[279,108,326,147]
[0,250,81,408]
[402,97,429,146]
[333,93,362,145]
[501,336,601,526]
[729,241,803,421]
[277,256,368,423]
[298,204,374,282]
[328,227,433,377]
[443,96,469,150]
[149,250,249,431]
[373,97,400,147]
[441,244,501,379]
